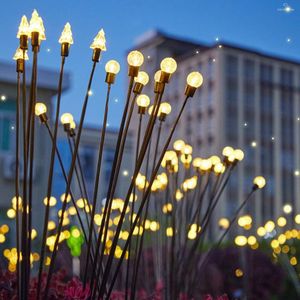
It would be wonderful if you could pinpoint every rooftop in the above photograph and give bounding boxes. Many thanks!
[135,30,300,66]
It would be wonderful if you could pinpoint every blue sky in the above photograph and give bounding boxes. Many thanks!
[1,0,300,127]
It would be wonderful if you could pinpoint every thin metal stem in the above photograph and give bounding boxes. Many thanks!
[44,61,97,298]
[83,84,111,286]
[15,70,21,300]
[36,56,65,300]
[104,96,190,299]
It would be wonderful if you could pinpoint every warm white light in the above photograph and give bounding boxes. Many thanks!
[90,29,106,51]
[186,72,203,88]
[160,57,177,74]
[60,113,73,125]
[222,146,234,157]
[134,71,149,85]
[29,9,46,40]
[17,15,30,38]
[173,140,185,152]
[127,51,144,67]
[35,103,47,116]
[234,149,244,161]
[59,22,73,44]
[105,60,120,74]
[13,48,29,61]
[160,102,172,115]
[136,94,150,108]
[283,204,293,214]
[253,176,266,189]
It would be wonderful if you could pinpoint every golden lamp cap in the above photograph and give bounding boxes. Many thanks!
[59,22,73,44]
[13,48,29,61]
[127,50,144,67]
[17,15,30,38]
[154,70,162,83]
[90,29,107,51]
[29,9,46,40]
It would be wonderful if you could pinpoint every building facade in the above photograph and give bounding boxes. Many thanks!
[53,126,134,211]
[130,30,300,227]
[0,61,70,232]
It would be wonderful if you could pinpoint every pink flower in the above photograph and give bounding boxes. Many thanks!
[64,278,90,300]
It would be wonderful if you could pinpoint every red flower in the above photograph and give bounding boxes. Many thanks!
[64,278,90,300]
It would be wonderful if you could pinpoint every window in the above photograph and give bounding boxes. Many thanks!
[0,100,16,153]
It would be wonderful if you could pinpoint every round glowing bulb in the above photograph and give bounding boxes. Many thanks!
[234,149,244,161]
[183,144,193,155]
[154,70,162,83]
[35,103,47,116]
[105,60,120,74]
[135,71,149,85]
[127,50,144,67]
[160,102,172,115]
[186,71,203,88]
[192,157,202,168]
[173,140,185,152]
[43,197,57,207]
[283,204,293,214]
[210,155,221,165]
[60,113,73,125]
[136,94,150,108]
[160,57,177,74]
[253,176,266,189]
[222,146,234,157]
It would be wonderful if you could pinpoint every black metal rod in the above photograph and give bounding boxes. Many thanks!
[83,84,111,286]
[36,56,66,300]
[104,96,190,299]
[97,90,164,297]
[15,70,21,300]
[90,78,136,298]
[44,61,97,298]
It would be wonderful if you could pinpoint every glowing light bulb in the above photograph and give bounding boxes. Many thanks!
[43,196,57,207]
[13,48,29,61]
[234,149,244,161]
[235,235,247,246]
[70,121,76,130]
[200,159,212,171]
[218,218,229,229]
[214,163,225,174]
[29,9,46,40]
[160,102,172,115]
[160,57,177,74]
[192,157,202,168]
[186,71,203,88]
[60,113,73,125]
[253,176,266,189]
[127,50,144,67]
[222,146,234,157]
[59,22,73,44]
[283,204,293,214]
[134,71,149,85]
[90,29,106,51]
[173,140,185,152]
[17,15,30,38]
[154,70,162,82]
[34,103,47,116]
[136,94,150,108]
[105,60,120,74]
[183,144,193,155]
[210,155,221,165]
